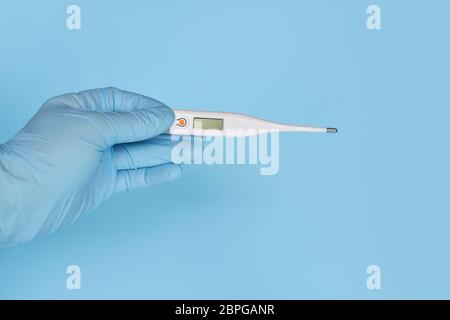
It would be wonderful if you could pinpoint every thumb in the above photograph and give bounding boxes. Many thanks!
[49,87,175,147]
[86,105,174,146]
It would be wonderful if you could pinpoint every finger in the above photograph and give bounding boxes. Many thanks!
[168,135,210,164]
[46,87,175,146]
[113,134,210,169]
[113,135,178,170]
[115,163,182,193]
[51,87,167,112]
[88,106,174,145]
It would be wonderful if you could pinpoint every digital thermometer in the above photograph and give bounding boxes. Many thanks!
[168,109,337,137]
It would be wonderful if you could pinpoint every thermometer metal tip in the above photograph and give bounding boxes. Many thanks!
[326,127,338,133]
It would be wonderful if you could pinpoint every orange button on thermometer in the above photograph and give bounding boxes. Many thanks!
[176,117,187,127]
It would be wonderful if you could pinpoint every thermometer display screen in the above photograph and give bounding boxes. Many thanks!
[193,118,224,130]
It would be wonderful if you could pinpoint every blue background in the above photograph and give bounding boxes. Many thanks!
[1,0,449,299]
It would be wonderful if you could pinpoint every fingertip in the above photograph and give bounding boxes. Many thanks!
[169,164,182,181]
[150,105,175,128]
[163,106,175,126]
[142,163,182,188]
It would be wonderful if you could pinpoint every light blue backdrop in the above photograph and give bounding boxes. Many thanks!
[1,0,449,299]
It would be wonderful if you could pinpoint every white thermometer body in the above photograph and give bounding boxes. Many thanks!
[168,109,337,137]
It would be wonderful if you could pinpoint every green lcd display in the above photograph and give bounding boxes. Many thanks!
[193,117,224,130]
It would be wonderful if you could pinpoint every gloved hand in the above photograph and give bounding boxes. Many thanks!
[0,87,182,246]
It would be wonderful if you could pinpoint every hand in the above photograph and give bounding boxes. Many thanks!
[0,87,181,246]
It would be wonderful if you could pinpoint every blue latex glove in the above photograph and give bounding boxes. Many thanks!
[0,87,182,246]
